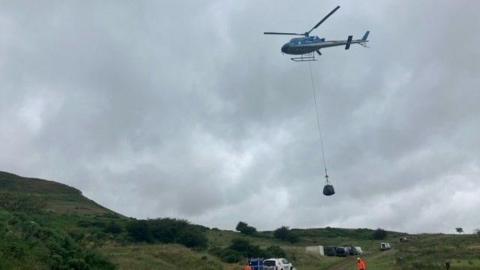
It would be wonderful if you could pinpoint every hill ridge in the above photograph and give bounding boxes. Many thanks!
[0,170,113,215]
[0,170,82,194]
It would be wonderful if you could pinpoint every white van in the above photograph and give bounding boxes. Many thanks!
[263,258,294,270]
[354,246,363,254]
[380,242,391,251]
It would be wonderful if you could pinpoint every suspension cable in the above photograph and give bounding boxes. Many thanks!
[307,62,329,183]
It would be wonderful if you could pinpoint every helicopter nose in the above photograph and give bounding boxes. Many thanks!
[281,43,289,53]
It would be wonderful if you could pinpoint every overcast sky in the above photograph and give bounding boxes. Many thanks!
[1,0,479,234]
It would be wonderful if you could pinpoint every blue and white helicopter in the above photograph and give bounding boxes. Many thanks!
[264,6,369,61]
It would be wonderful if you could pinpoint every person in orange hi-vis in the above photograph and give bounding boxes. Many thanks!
[243,264,253,270]
[357,257,367,270]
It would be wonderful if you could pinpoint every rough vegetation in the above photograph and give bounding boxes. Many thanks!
[372,228,388,240]
[1,171,479,270]
[273,226,299,243]
[235,221,257,236]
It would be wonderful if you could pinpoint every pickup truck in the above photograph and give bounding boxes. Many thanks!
[263,258,294,270]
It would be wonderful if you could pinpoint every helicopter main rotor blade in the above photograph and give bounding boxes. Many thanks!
[264,32,305,36]
[306,5,340,35]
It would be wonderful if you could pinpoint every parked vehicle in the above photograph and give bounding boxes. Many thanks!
[305,245,325,256]
[346,246,357,255]
[353,246,363,255]
[380,242,392,251]
[249,258,264,270]
[335,247,348,257]
[263,258,294,270]
[324,246,337,256]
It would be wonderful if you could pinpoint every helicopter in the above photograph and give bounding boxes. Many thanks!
[264,6,369,61]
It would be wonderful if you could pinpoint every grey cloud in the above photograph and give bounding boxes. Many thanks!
[0,0,479,233]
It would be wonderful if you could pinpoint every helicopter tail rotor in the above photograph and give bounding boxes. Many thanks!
[345,35,353,50]
[361,31,370,42]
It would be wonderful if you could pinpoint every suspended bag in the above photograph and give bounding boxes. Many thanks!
[323,184,335,196]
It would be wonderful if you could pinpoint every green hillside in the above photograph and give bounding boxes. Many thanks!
[0,171,112,215]
[0,171,479,270]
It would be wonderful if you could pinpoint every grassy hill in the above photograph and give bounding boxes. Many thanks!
[0,171,479,270]
[0,171,112,215]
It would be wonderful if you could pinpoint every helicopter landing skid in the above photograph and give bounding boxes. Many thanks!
[290,53,317,62]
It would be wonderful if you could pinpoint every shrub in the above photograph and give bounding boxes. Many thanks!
[126,218,208,248]
[149,218,189,243]
[66,258,89,270]
[177,228,208,248]
[68,228,85,241]
[84,251,116,270]
[212,239,288,263]
[218,248,243,263]
[0,216,115,270]
[211,239,263,263]
[274,226,299,243]
[235,221,257,236]
[126,220,153,242]
[229,238,264,258]
[372,228,387,240]
[104,221,123,234]
[264,245,286,258]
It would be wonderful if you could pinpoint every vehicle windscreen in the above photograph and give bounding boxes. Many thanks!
[264,260,276,266]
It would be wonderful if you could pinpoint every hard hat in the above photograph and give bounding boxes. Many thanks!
[357,257,361,261]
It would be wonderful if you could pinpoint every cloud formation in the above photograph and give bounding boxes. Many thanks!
[1,0,479,233]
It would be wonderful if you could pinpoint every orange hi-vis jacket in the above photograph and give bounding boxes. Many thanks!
[357,259,367,270]
[243,266,253,270]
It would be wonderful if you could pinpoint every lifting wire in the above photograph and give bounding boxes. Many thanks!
[307,62,330,185]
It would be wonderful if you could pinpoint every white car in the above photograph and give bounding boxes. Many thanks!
[263,258,295,270]
[380,242,392,251]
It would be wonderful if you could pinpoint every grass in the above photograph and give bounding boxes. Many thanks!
[0,171,113,215]
[101,244,226,270]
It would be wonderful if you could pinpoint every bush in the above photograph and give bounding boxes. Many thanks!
[0,216,115,270]
[235,221,257,236]
[264,245,286,258]
[177,228,208,248]
[211,239,288,263]
[104,221,123,234]
[150,218,189,243]
[274,226,299,243]
[372,228,387,240]
[217,248,243,263]
[229,238,264,258]
[84,251,116,270]
[126,220,153,243]
[211,239,264,263]
[126,218,208,248]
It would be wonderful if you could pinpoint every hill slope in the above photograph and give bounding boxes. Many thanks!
[0,171,112,215]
